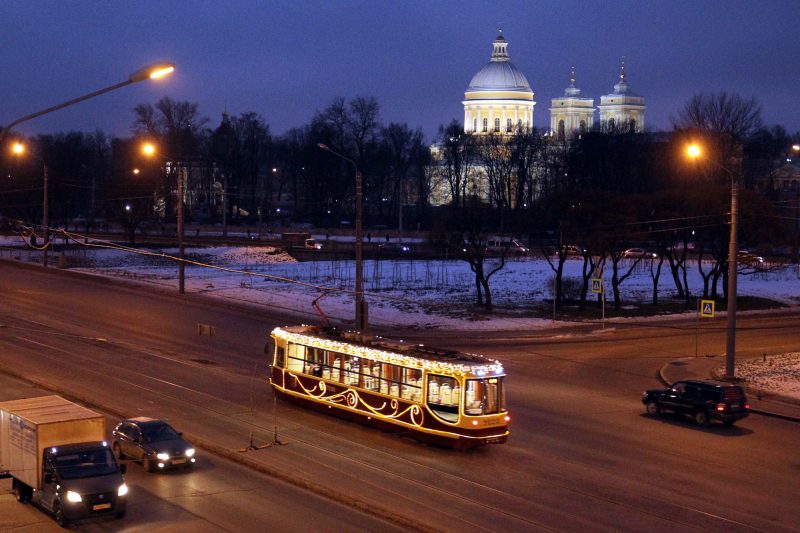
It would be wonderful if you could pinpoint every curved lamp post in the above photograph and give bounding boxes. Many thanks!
[1,62,175,267]
[317,143,366,330]
[686,143,738,380]
[0,62,175,145]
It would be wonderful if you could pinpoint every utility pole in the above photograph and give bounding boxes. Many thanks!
[177,168,185,294]
[42,164,49,267]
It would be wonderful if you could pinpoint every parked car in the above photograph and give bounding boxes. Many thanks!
[378,242,411,253]
[622,248,657,259]
[561,245,585,256]
[112,418,196,472]
[737,250,764,265]
[642,379,749,426]
[304,238,323,250]
[486,238,529,255]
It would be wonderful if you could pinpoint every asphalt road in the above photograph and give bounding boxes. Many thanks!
[1,262,799,532]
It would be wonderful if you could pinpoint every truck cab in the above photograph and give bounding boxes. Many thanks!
[29,442,127,526]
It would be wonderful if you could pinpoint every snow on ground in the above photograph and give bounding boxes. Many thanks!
[733,353,800,401]
[3,233,800,400]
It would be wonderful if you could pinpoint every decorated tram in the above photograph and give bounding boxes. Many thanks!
[269,325,509,449]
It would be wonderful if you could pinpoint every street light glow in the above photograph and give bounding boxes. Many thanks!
[686,144,701,158]
[129,62,176,83]
[132,168,140,175]
[11,142,25,155]
[792,144,800,152]
[142,143,156,156]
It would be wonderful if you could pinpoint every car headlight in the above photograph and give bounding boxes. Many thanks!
[118,483,128,497]
[66,490,82,503]
[185,448,195,457]
[157,452,170,461]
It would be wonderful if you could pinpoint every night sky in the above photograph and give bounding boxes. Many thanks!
[2,1,799,142]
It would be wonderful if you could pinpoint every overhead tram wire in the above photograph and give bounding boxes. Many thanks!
[3,220,789,334]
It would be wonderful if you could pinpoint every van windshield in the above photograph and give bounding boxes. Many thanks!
[53,449,118,479]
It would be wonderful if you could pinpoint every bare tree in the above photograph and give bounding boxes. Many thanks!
[435,120,477,207]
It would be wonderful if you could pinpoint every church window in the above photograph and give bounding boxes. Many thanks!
[507,119,513,133]
[482,118,488,132]
[607,118,616,132]
[494,118,500,132]
[629,119,636,132]
[579,120,586,134]
[557,120,565,140]
[473,118,477,132]
[517,119,523,131]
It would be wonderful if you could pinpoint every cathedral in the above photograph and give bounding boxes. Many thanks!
[463,32,645,137]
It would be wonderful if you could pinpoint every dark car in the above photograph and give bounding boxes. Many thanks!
[642,380,749,426]
[112,418,196,472]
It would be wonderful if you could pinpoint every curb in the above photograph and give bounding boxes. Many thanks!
[658,359,800,423]
[0,365,436,532]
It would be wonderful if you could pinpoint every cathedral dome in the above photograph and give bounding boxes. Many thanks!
[466,32,532,93]
[467,61,531,92]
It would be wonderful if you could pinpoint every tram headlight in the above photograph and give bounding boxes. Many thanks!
[504,415,510,422]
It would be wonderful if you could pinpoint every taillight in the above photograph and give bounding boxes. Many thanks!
[745,404,750,409]
[716,403,726,411]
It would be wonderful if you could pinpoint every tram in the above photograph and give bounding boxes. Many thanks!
[269,325,509,449]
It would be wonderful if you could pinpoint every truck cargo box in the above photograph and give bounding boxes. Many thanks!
[0,396,105,490]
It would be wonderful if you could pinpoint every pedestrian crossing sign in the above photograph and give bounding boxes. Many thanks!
[591,278,603,293]
[700,299,715,318]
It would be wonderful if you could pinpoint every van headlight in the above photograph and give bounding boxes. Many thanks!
[66,490,82,503]
[185,448,195,457]
[118,483,128,497]
[157,452,170,461]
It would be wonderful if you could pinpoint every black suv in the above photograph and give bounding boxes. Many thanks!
[112,418,196,472]
[642,380,749,426]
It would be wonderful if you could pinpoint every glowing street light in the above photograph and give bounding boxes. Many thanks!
[142,142,186,294]
[0,62,175,146]
[11,142,24,155]
[686,143,739,380]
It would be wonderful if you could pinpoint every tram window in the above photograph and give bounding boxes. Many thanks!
[275,347,285,368]
[402,368,422,401]
[380,363,405,397]
[322,351,342,382]
[363,360,381,391]
[302,348,324,376]
[286,343,305,372]
[465,378,503,415]
[427,375,461,422]
[342,355,361,386]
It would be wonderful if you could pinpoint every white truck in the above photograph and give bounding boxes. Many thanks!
[0,395,127,526]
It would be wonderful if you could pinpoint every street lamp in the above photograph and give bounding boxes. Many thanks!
[9,141,51,266]
[1,61,175,267]
[0,62,175,145]
[142,142,186,294]
[317,143,367,330]
[686,143,738,380]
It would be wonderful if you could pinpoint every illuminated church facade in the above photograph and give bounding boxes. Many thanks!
[463,32,645,138]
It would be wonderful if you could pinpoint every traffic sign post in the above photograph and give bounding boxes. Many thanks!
[591,278,603,293]
[695,299,716,357]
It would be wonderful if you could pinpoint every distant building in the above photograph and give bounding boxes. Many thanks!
[463,31,535,135]
[549,67,594,139]
[597,60,646,133]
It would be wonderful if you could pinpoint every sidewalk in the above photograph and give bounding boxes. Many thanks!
[659,355,800,422]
